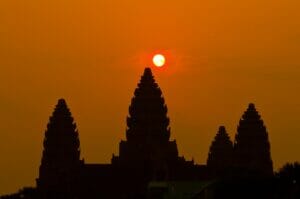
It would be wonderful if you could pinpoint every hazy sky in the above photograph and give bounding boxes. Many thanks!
[1,0,300,195]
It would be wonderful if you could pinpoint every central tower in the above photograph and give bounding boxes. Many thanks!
[112,68,179,180]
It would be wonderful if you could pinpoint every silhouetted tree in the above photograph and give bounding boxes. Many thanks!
[0,187,39,199]
[207,126,233,176]
[234,103,273,177]
[277,162,300,183]
[274,162,300,199]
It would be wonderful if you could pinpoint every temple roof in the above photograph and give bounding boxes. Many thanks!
[207,126,233,170]
[234,103,273,176]
[126,68,170,143]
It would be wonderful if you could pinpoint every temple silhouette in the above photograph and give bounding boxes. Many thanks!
[2,68,299,199]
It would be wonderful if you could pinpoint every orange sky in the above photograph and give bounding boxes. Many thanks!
[1,0,300,195]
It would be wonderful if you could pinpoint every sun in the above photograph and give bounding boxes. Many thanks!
[153,54,166,67]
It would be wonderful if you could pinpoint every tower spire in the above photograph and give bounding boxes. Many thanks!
[126,67,170,143]
[112,68,179,180]
[207,126,233,175]
[37,99,81,195]
[234,103,273,176]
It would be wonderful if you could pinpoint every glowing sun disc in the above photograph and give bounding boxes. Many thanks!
[153,54,166,67]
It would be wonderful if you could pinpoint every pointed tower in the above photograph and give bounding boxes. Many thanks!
[37,99,81,195]
[234,103,273,176]
[207,126,233,175]
[126,67,171,144]
[112,68,179,180]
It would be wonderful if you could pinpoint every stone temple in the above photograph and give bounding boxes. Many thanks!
[37,68,207,198]
[5,68,273,199]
